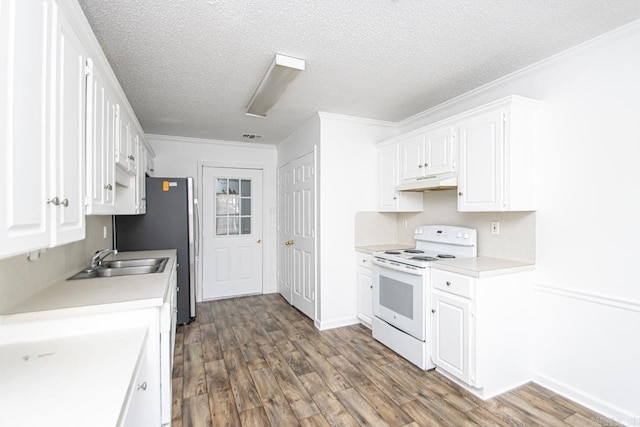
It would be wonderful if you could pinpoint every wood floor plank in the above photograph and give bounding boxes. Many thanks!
[209,389,241,427]
[356,382,414,426]
[224,347,262,412]
[511,384,575,419]
[300,413,331,427]
[216,317,240,351]
[247,320,274,347]
[335,344,414,406]
[173,353,184,378]
[234,326,268,371]
[172,377,184,427]
[415,390,480,427]
[564,412,617,427]
[204,359,230,393]
[183,322,201,345]
[466,405,528,427]
[281,349,315,376]
[183,393,213,427]
[264,351,320,420]
[238,405,272,427]
[481,397,543,427]
[174,326,185,357]
[294,339,351,393]
[299,372,360,427]
[327,354,372,387]
[400,399,451,427]
[200,322,223,362]
[550,393,623,426]
[335,387,391,427]
[497,392,571,427]
[183,343,207,398]
[251,367,301,426]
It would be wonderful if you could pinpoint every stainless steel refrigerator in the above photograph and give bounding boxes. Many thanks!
[114,176,198,324]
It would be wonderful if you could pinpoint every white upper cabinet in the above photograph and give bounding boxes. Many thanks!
[50,3,87,245]
[0,0,52,258]
[378,144,422,212]
[115,131,148,215]
[399,125,455,181]
[457,97,540,212]
[0,0,87,258]
[85,58,117,215]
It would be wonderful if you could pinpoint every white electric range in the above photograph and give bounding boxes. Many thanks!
[371,225,477,369]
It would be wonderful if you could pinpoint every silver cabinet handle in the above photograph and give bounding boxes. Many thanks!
[446,281,451,286]
[392,196,397,200]
[432,309,436,313]
[458,192,463,196]
[128,155,135,161]
[424,163,428,167]
[418,164,423,168]
[137,382,147,391]
[104,184,113,191]
[47,197,60,205]
[60,199,69,207]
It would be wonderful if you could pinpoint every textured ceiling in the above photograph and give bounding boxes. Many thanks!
[77,0,640,144]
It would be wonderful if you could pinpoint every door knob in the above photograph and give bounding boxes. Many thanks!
[285,240,294,246]
[256,239,261,244]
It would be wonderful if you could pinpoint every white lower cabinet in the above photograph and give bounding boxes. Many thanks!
[121,335,160,427]
[431,267,532,399]
[356,251,373,326]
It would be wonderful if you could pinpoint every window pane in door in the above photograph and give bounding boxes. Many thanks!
[241,199,251,216]
[241,180,251,197]
[228,216,239,235]
[229,179,240,195]
[216,217,227,235]
[216,179,227,195]
[241,217,251,234]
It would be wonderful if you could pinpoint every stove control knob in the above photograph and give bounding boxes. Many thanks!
[456,232,462,238]
[415,228,423,235]
[463,233,470,239]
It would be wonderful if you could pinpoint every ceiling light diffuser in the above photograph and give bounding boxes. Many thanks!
[245,54,305,118]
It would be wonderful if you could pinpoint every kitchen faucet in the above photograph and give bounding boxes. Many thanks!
[90,248,118,269]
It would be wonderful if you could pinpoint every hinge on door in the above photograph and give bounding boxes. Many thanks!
[177,287,180,292]
[85,58,93,77]
[84,196,90,207]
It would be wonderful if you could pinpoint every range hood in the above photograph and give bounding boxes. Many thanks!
[395,172,458,192]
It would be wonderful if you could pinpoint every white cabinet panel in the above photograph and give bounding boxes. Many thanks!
[457,97,540,212]
[399,134,425,180]
[378,144,422,212]
[51,4,86,245]
[425,126,455,175]
[432,291,472,384]
[356,252,373,326]
[0,0,52,258]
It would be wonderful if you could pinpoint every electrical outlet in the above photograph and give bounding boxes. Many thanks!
[491,221,500,235]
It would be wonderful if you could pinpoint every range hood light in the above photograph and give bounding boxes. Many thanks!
[246,54,305,118]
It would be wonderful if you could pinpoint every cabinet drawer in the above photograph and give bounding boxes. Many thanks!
[432,269,474,298]
[356,252,373,269]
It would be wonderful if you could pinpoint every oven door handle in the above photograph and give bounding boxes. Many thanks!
[372,258,424,275]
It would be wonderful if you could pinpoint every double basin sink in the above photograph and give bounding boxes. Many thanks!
[68,257,169,280]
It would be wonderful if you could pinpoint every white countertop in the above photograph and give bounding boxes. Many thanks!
[432,256,535,278]
[355,244,415,255]
[0,326,148,427]
[0,249,176,324]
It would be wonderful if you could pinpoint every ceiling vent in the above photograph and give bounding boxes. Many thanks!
[242,133,263,140]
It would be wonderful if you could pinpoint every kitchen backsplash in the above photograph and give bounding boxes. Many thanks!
[356,190,535,262]
[0,216,112,312]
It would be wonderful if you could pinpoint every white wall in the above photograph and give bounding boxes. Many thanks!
[0,216,112,312]
[148,135,278,300]
[317,113,395,328]
[395,21,640,424]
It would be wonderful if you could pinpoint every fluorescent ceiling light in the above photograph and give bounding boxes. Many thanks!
[246,54,305,118]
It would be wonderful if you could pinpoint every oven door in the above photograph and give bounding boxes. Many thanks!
[372,259,426,341]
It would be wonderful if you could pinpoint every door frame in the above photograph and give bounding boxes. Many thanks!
[197,161,267,302]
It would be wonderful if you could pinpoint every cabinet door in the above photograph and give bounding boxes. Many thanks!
[85,59,116,214]
[399,134,425,180]
[378,145,399,211]
[357,266,373,325]
[136,137,146,214]
[50,5,86,246]
[121,342,161,427]
[0,0,52,258]
[457,109,505,212]
[425,126,454,175]
[116,107,131,171]
[432,291,472,384]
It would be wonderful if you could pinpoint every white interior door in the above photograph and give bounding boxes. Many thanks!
[278,152,316,320]
[202,167,263,300]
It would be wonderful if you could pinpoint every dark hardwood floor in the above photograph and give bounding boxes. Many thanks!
[171,293,619,427]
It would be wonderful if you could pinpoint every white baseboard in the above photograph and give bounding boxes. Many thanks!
[316,316,359,331]
[533,372,639,426]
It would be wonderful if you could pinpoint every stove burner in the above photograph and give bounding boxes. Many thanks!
[411,256,438,261]
[384,251,402,255]
[437,254,456,259]
[404,249,424,254]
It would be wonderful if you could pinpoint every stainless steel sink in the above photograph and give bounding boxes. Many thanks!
[101,258,168,268]
[68,257,169,280]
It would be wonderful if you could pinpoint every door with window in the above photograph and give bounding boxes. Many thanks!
[202,167,263,299]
